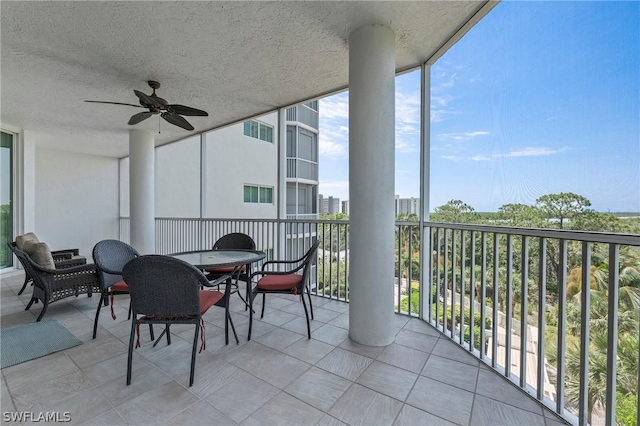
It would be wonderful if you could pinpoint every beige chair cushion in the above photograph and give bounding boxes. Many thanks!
[22,240,56,270]
[15,232,39,250]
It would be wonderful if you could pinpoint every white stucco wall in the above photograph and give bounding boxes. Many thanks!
[155,136,200,217]
[35,147,119,256]
[204,114,278,219]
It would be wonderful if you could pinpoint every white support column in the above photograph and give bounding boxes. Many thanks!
[277,108,287,259]
[420,63,432,320]
[129,129,155,254]
[348,24,396,346]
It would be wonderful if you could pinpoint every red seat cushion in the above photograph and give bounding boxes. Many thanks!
[205,265,246,274]
[199,290,224,315]
[256,274,303,291]
[110,280,129,292]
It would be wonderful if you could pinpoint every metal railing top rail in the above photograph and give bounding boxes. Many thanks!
[427,221,640,246]
[124,217,639,246]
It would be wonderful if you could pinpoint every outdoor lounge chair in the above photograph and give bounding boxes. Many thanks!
[13,233,87,295]
[8,242,100,321]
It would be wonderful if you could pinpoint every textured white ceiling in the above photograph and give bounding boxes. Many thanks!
[1,1,492,158]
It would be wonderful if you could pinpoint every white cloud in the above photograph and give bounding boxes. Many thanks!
[436,131,490,141]
[320,93,349,121]
[470,146,570,161]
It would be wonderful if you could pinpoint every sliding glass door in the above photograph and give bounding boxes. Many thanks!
[1,131,13,268]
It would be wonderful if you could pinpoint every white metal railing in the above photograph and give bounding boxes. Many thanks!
[119,216,640,426]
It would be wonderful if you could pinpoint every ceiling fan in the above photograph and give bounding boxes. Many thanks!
[85,81,208,131]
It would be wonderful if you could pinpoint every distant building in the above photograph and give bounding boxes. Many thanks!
[342,200,350,216]
[395,196,420,216]
[319,194,340,215]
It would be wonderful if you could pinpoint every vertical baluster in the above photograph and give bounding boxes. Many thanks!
[397,225,402,314]
[451,229,457,339]
[605,244,619,426]
[443,229,449,334]
[337,221,342,300]
[460,231,466,345]
[408,225,414,317]
[469,231,476,352]
[538,238,548,402]
[520,236,529,389]
[492,233,499,368]
[329,222,333,299]
[435,228,441,331]
[578,242,591,426]
[345,222,349,302]
[556,239,567,414]
[480,232,487,360]
[426,226,433,324]
[506,234,513,378]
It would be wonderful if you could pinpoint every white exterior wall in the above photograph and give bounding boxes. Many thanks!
[35,147,119,256]
[155,136,200,217]
[203,114,278,219]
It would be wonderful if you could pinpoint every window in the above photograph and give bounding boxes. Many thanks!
[1,131,13,268]
[244,185,273,204]
[243,120,273,143]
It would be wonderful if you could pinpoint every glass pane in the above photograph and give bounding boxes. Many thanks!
[250,121,259,139]
[243,121,251,136]
[251,186,259,203]
[243,185,251,202]
[259,123,267,141]
[1,131,13,268]
[266,126,273,143]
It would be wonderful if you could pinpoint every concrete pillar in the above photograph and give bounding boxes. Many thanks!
[348,24,396,346]
[129,129,155,254]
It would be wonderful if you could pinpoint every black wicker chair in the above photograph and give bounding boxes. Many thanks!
[16,247,87,296]
[204,233,256,308]
[92,239,156,340]
[8,242,100,322]
[248,239,320,340]
[122,255,235,386]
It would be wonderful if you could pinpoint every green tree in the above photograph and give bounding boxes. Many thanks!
[535,192,592,229]
[432,200,479,224]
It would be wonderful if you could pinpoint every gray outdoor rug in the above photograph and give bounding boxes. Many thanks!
[1,319,82,369]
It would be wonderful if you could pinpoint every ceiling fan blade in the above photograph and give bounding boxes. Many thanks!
[161,112,194,131]
[128,112,153,125]
[166,104,208,116]
[134,90,162,108]
[84,100,144,108]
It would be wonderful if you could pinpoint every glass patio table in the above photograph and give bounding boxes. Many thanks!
[169,249,266,270]
[169,249,266,308]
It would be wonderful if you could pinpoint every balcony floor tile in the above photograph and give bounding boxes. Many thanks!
[0,272,568,425]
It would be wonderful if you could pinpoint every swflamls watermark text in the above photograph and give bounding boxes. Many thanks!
[3,411,71,422]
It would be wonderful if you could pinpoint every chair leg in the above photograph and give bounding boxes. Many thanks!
[17,276,31,295]
[149,324,155,341]
[93,293,106,339]
[307,285,314,320]
[224,308,229,345]
[301,293,311,339]
[166,325,171,345]
[228,314,239,345]
[261,293,266,319]
[36,301,48,322]
[248,292,254,341]
[25,297,36,311]
[127,320,136,385]
[127,303,132,320]
[189,324,199,387]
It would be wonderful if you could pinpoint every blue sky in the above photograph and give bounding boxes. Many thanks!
[318,1,639,213]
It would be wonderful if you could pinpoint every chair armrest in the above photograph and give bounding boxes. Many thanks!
[249,269,302,281]
[52,252,73,260]
[203,274,232,287]
[31,262,97,276]
[52,248,80,256]
[262,259,299,268]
